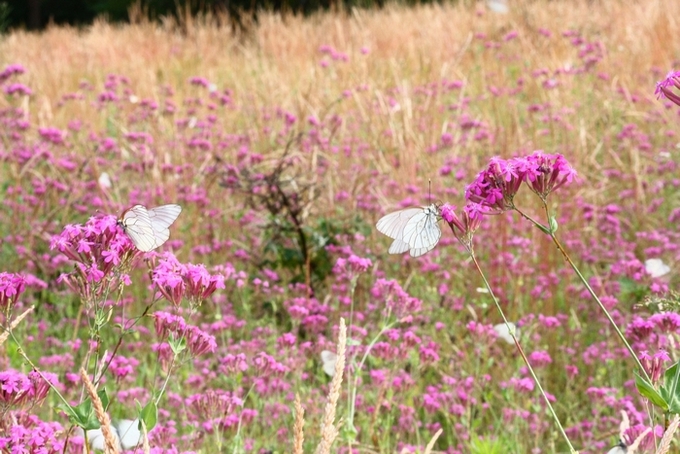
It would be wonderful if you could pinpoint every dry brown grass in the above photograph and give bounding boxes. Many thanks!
[79,368,120,454]
[5,0,679,176]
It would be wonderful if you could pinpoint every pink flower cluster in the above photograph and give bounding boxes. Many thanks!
[0,370,57,411]
[466,151,577,211]
[371,279,422,321]
[51,216,137,295]
[153,311,217,357]
[0,273,26,312]
[151,253,226,307]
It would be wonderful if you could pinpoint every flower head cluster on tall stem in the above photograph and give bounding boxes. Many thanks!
[151,252,225,308]
[655,70,680,106]
[523,150,577,200]
[51,216,138,302]
[465,156,525,213]
[0,273,26,314]
[153,311,217,357]
[440,203,484,251]
[370,279,421,322]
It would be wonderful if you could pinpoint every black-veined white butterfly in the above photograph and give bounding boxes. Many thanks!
[86,418,142,451]
[376,203,442,257]
[320,350,337,377]
[117,204,182,252]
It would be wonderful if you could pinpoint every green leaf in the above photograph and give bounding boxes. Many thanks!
[660,361,680,413]
[168,334,187,356]
[535,223,551,235]
[549,216,558,233]
[97,388,110,411]
[140,399,158,432]
[635,371,669,411]
[57,402,83,425]
[60,398,101,430]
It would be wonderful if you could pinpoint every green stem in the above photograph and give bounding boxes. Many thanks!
[348,318,398,425]
[470,252,577,453]
[516,204,650,383]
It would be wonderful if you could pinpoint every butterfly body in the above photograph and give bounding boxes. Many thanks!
[376,203,441,257]
[118,204,182,252]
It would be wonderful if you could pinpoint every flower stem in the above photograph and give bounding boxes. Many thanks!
[470,252,577,453]
[516,203,650,382]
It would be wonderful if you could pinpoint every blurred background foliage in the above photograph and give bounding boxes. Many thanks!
[4,0,404,31]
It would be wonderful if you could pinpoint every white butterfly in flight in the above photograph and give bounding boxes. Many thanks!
[376,203,442,257]
[117,204,182,252]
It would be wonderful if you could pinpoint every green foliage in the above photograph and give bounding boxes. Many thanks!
[59,388,110,430]
[139,399,158,432]
[468,434,512,454]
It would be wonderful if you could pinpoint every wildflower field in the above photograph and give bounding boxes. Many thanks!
[2,0,680,452]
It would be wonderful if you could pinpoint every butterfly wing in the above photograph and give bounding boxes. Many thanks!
[320,350,337,377]
[402,204,441,257]
[87,426,121,451]
[147,204,182,231]
[121,204,182,252]
[121,205,158,252]
[388,238,411,254]
[115,419,142,450]
[376,208,425,240]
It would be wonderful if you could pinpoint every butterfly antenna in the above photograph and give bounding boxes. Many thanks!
[428,179,432,204]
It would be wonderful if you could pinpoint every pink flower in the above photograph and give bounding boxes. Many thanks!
[0,273,26,310]
[523,151,577,198]
[440,203,485,249]
[465,157,526,212]
[655,70,680,106]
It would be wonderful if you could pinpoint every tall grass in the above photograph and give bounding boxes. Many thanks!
[0,0,679,452]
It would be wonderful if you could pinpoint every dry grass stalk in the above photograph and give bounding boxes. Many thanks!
[141,418,151,454]
[0,305,34,347]
[79,368,119,454]
[314,317,347,454]
[423,428,442,454]
[656,414,680,454]
[293,393,305,454]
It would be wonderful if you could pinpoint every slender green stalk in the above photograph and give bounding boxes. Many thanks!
[470,252,577,453]
[514,204,650,383]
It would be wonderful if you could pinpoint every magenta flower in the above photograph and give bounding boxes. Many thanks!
[185,325,217,356]
[440,203,485,250]
[639,350,670,384]
[3,83,32,96]
[0,64,25,84]
[465,157,526,212]
[152,253,225,307]
[50,216,138,301]
[523,150,577,198]
[655,70,680,106]
[153,311,187,339]
[0,273,26,311]
[371,278,422,321]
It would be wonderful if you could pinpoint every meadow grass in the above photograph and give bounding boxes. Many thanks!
[0,0,680,452]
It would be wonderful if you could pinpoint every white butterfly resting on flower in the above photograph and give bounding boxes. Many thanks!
[117,204,182,252]
[376,203,442,257]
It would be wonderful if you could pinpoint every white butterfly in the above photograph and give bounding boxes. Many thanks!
[493,322,519,345]
[606,442,626,454]
[86,418,142,451]
[376,204,442,257]
[118,204,182,252]
[320,350,337,377]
